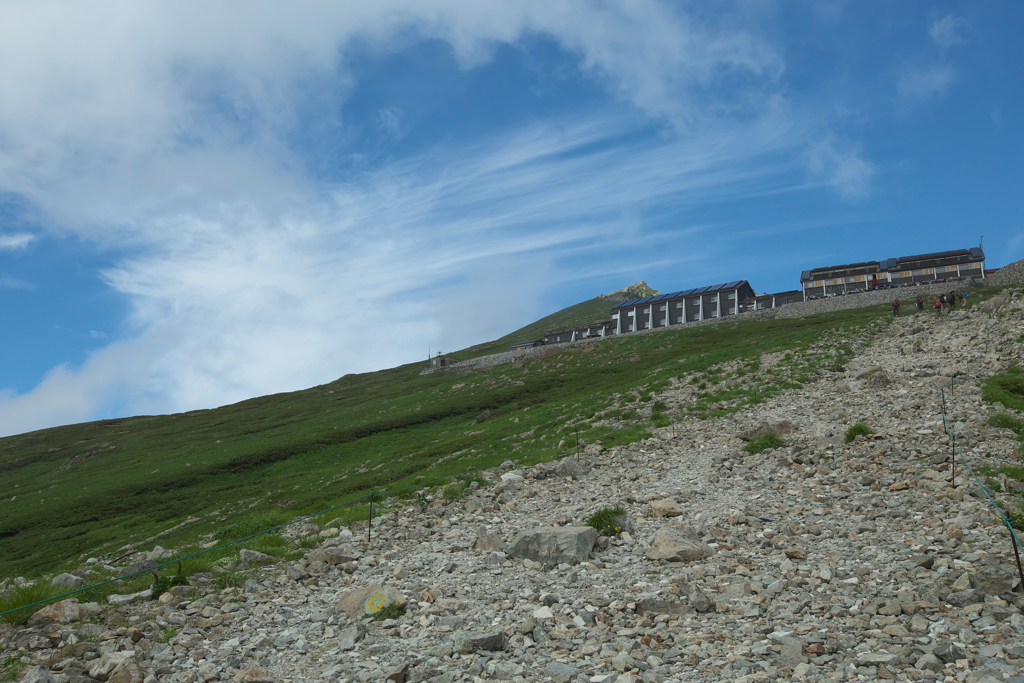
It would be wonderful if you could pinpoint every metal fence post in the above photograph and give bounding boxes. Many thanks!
[367,490,373,544]
[1008,523,1024,595]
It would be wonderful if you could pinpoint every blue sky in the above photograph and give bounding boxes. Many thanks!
[0,1,1021,435]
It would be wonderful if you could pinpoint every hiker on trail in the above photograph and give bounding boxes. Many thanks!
[916,297,924,312]
[948,291,957,311]
[892,298,900,317]
[934,296,942,316]
[960,290,967,305]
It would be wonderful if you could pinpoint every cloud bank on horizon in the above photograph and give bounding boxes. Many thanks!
[0,1,1020,436]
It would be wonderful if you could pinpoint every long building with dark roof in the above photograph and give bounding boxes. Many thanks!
[610,280,756,333]
[800,247,985,298]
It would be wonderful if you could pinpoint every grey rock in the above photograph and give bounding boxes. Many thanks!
[239,549,275,564]
[556,456,592,479]
[645,525,715,562]
[972,565,1016,596]
[385,662,410,682]
[475,526,504,551]
[335,584,405,618]
[611,653,636,671]
[934,641,966,663]
[916,653,945,672]
[120,558,158,576]
[452,632,509,653]
[685,584,713,613]
[19,666,56,683]
[337,623,366,651]
[946,588,986,607]
[636,598,689,616]
[507,526,597,566]
[322,545,360,565]
[544,662,577,683]
[51,573,85,589]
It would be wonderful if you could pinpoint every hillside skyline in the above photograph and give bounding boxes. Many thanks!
[0,2,1022,435]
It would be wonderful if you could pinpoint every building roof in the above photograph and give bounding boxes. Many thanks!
[880,247,984,271]
[800,261,880,282]
[611,281,750,309]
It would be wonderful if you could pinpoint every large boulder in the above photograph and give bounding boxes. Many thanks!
[945,588,985,607]
[856,366,890,388]
[235,668,274,683]
[88,652,136,680]
[556,456,591,479]
[452,632,509,654]
[507,527,597,566]
[646,525,715,562]
[321,546,360,565]
[239,549,275,564]
[337,623,366,651]
[108,659,145,683]
[335,584,405,618]
[650,499,683,518]
[972,565,1017,596]
[19,666,55,683]
[51,573,85,589]
[28,598,80,626]
[475,526,504,552]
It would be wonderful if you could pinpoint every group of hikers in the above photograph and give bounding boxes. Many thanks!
[892,290,966,317]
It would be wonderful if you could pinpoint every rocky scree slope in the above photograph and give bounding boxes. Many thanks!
[3,289,1024,683]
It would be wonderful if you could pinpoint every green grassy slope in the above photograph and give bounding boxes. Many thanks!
[0,286,1007,578]
[448,296,618,360]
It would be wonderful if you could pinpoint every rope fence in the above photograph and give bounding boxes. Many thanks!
[939,372,1024,590]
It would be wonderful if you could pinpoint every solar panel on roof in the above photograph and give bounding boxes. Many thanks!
[721,280,742,290]
[693,286,711,294]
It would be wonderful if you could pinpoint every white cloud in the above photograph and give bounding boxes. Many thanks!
[0,109,813,435]
[896,63,957,107]
[0,233,35,250]
[375,107,405,140]
[0,2,814,435]
[805,139,875,200]
[0,275,33,289]
[929,14,968,49]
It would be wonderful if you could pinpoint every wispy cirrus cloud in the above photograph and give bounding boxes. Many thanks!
[929,13,968,49]
[0,108,818,436]
[0,233,35,250]
[0,2,875,436]
[896,63,957,107]
[805,138,875,200]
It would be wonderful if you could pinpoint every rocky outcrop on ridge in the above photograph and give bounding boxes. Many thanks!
[986,258,1024,287]
[600,283,661,302]
[3,288,1024,683]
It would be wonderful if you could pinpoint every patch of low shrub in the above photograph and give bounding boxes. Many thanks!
[586,506,626,536]
[982,367,1024,411]
[989,413,1024,435]
[844,422,875,443]
[0,582,63,625]
[1005,509,1024,532]
[742,432,785,454]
